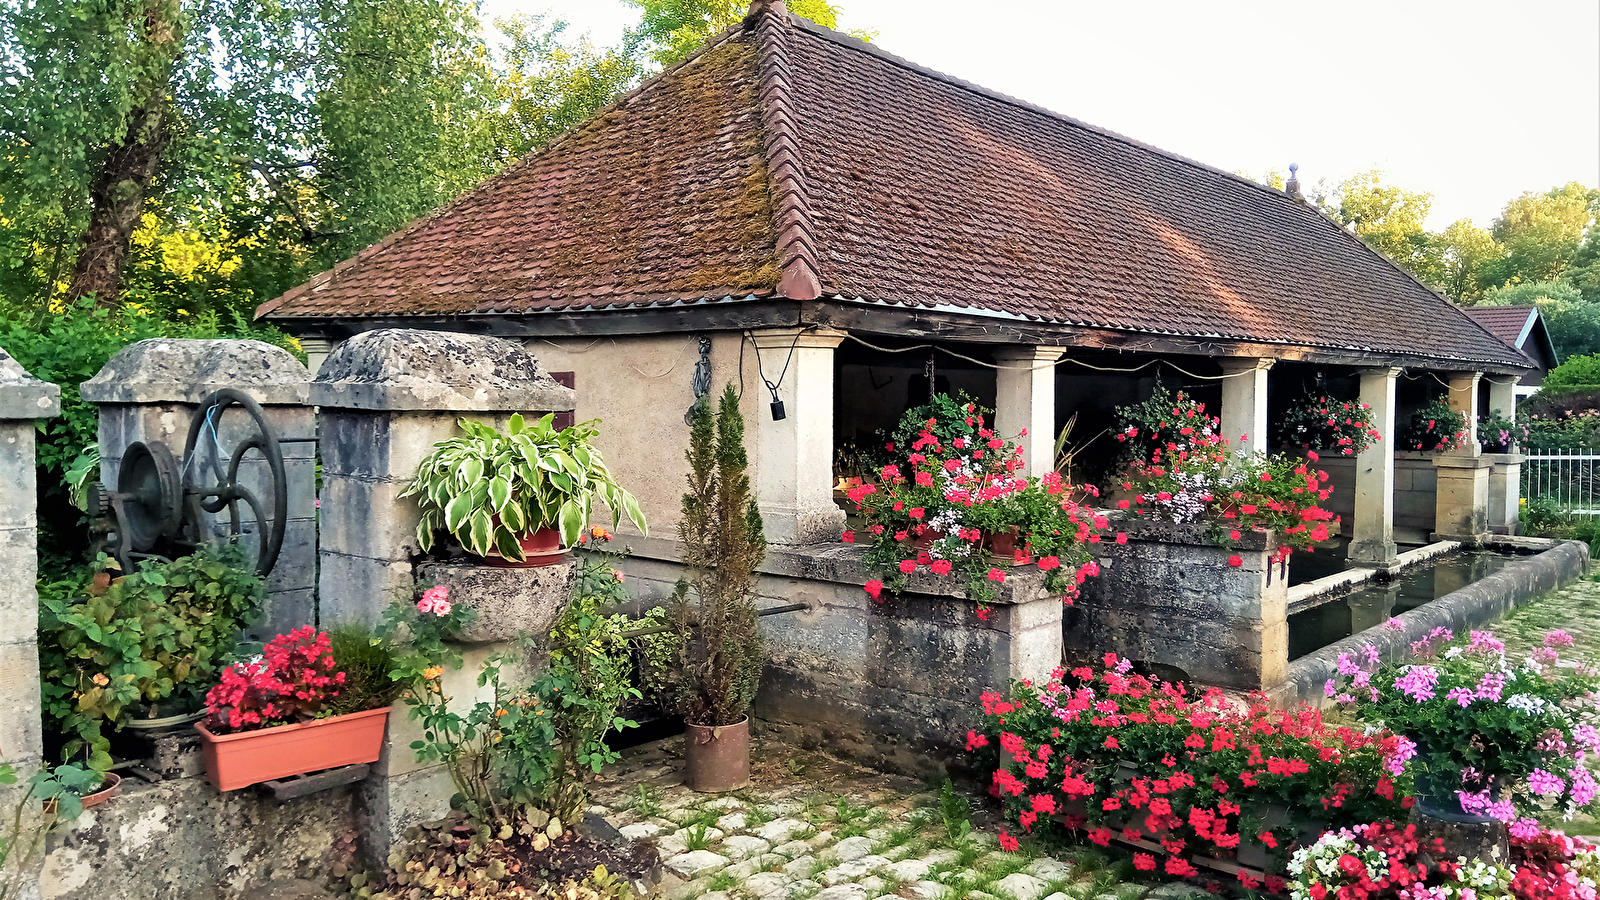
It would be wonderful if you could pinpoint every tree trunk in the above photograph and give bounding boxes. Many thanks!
[65,0,183,309]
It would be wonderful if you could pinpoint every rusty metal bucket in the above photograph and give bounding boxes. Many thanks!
[683,717,750,792]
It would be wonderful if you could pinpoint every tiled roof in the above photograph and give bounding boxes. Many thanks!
[1461,306,1538,348]
[259,1,1529,371]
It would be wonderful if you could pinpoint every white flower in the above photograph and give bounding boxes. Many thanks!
[1507,693,1548,714]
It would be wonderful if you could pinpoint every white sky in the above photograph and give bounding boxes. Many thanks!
[479,0,1600,230]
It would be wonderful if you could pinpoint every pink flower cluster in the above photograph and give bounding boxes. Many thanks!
[417,585,452,616]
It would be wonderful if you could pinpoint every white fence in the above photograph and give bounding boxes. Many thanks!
[1523,448,1600,514]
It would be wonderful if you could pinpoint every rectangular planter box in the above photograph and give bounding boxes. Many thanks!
[195,707,390,791]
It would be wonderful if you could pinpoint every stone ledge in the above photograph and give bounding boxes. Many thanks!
[415,558,578,644]
[311,329,575,412]
[80,338,309,405]
[619,534,1053,605]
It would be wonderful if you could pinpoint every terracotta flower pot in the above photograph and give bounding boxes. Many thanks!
[45,772,121,815]
[195,707,390,791]
[987,528,1032,563]
[683,716,750,793]
[483,525,567,568]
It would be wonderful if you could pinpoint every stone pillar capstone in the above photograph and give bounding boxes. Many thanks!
[750,327,847,545]
[311,328,577,856]
[1219,358,1274,457]
[992,346,1065,479]
[80,339,315,640]
[0,348,58,792]
[1349,367,1401,570]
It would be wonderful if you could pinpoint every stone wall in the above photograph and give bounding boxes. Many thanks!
[1394,452,1439,541]
[40,776,357,900]
[1068,517,1289,691]
[614,537,1063,777]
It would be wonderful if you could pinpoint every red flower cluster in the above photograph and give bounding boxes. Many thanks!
[205,627,346,732]
[970,654,1410,877]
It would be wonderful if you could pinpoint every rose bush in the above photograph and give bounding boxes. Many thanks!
[1324,628,1600,828]
[970,654,1411,881]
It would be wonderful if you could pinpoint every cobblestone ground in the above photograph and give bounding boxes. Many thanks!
[586,737,1215,900]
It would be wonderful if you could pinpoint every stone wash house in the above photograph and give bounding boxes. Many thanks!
[260,0,1529,578]
[1462,305,1559,400]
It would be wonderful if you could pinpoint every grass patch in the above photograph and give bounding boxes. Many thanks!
[708,872,737,892]
[684,823,714,852]
[632,785,663,818]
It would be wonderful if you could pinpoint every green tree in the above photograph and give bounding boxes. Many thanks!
[669,384,766,727]
[1316,169,1444,287]
[1542,353,1600,391]
[1434,219,1503,303]
[625,0,871,69]
[487,15,642,164]
[1564,224,1600,303]
[1483,182,1600,287]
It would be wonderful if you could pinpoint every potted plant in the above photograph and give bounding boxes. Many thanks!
[669,385,766,792]
[36,542,265,773]
[1478,408,1529,453]
[194,626,398,791]
[1401,397,1470,452]
[844,398,1113,616]
[1271,393,1383,456]
[403,413,646,566]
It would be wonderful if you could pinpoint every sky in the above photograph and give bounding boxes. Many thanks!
[479,0,1600,230]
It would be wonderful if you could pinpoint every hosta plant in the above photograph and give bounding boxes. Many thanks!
[403,414,646,562]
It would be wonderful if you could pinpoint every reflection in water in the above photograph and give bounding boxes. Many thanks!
[1287,551,1519,660]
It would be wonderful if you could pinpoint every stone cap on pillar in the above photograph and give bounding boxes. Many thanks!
[310,329,576,412]
[0,346,60,419]
[80,339,310,405]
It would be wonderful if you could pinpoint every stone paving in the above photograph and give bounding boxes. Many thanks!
[585,737,1217,900]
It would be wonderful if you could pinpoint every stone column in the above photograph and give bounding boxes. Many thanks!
[312,328,576,855]
[992,346,1065,478]
[1350,367,1401,569]
[1435,371,1492,544]
[299,337,336,378]
[1485,376,1522,534]
[750,327,847,545]
[0,349,58,795]
[1219,358,1274,456]
[80,339,315,639]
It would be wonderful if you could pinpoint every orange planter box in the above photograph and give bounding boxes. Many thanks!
[194,707,390,791]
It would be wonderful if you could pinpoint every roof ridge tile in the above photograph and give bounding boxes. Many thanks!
[747,0,822,300]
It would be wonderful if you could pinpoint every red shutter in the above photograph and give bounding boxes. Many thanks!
[550,371,576,430]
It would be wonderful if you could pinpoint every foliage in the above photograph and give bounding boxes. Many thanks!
[1327,627,1600,827]
[1112,385,1215,465]
[846,398,1109,608]
[520,533,641,824]
[490,14,642,164]
[37,542,265,769]
[325,628,405,717]
[1520,498,1574,536]
[1478,409,1530,453]
[203,627,346,732]
[1543,353,1600,391]
[1565,225,1600,303]
[403,413,646,561]
[1523,403,1600,450]
[1113,400,1340,557]
[624,0,870,69]
[0,761,111,897]
[1273,394,1383,455]
[1486,184,1600,288]
[970,654,1411,878]
[670,385,766,727]
[1400,398,1469,452]
[1319,169,1447,288]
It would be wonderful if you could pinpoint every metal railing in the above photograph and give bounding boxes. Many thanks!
[1522,448,1600,513]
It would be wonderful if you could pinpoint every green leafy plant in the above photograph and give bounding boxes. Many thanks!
[1478,408,1530,452]
[683,823,713,851]
[36,542,265,769]
[937,778,973,845]
[1112,385,1214,465]
[669,385,766,727]
[324,627,405,717]
[0,762,106,898]
[1401,397,1469,452]
[402,413,646,561]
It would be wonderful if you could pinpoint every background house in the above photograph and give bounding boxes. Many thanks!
[1462,305,1559,400]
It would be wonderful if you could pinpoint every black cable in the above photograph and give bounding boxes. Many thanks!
[746,326,813,405]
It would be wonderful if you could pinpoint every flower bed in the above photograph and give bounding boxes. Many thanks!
[1323,627,1600,829]
[970,655,1411,885]
[1288,821,1600,900]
